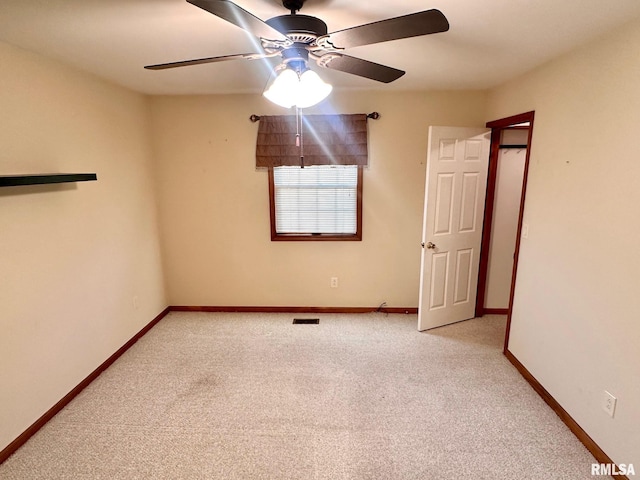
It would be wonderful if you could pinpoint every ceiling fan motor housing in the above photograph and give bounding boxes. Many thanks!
[266,14,328,43]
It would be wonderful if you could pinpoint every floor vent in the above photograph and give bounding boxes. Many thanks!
[293,318,320,325]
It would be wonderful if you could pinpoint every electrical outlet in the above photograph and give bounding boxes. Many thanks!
[522,223,529,239]
[132,296,139,310]
[330,277,338,288]
[602,390,617,418]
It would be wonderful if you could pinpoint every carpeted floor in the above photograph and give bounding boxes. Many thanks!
[0,313,597,479]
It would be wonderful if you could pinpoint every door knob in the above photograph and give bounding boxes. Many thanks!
[426,242,437,249]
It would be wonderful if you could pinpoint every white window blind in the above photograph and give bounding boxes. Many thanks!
[273,165,358,234]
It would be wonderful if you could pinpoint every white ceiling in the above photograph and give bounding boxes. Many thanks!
[1,0,639,96]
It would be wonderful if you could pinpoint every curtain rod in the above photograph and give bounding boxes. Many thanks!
[249,112,380,122]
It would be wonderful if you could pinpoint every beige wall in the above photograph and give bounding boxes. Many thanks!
[486,18,640,466]
[0,42,166,451]
[150,90,487,308]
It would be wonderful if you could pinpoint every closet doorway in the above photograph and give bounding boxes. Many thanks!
[475,111,535,351]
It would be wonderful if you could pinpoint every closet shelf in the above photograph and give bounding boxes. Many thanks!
[0,173,97,187]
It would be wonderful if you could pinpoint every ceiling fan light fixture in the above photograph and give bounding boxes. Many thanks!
[263,68,299,108]
[263,65,332,109]
[296,69,332,108]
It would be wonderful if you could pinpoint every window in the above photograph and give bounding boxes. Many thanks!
[256,113,369,241]
[269,165,363,241]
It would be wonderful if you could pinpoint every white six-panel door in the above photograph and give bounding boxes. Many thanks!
[418,127,490,331]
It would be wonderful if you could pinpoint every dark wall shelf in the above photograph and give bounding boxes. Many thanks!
[0,173,97,187]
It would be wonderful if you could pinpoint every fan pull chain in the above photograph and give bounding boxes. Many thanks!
[296,107,305,168]
[295,106,300,147]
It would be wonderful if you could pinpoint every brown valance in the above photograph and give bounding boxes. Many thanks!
[255,114,368,167]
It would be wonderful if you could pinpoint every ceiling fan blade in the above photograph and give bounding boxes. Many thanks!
[145,52,270,70]
[323,9,449,50]
[317,53,404,83]
[187,0,289,41]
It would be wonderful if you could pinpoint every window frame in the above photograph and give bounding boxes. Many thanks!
[268,165,363,242]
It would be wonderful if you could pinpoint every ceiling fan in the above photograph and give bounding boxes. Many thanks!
[145,0,449,81]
